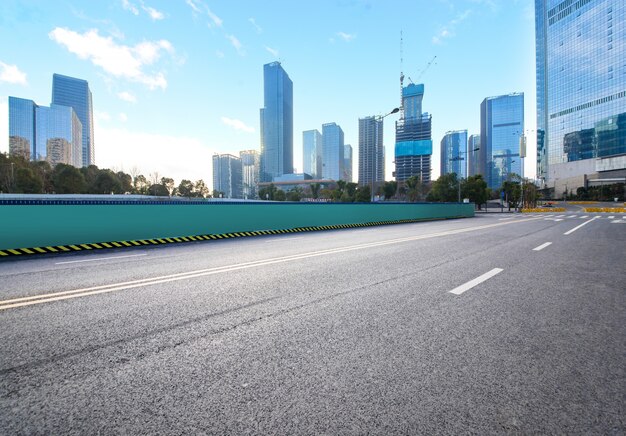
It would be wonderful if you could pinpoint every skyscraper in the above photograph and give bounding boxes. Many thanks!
[260,62,293,182]
[35,104,82,167]
[440,130,468,178]
[480,93,524,190]
[240,150,259,199]
[394,83,432,183]
[536,0,625,192]
[8,97,37,160]
[302,129,322,179]
[51,74,94,167]
[358,116,384,187]
[467,134,481,177]
[212,154,243,199]
[322,122,345,181]
[343,144,353,182]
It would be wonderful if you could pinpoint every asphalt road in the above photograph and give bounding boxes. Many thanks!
[0,211,624,434]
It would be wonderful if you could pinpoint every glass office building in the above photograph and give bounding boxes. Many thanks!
[212,154,243,199]
[394,83,432,183]
[440,130,468,178]
[467,134,481,177]
[240,150,259,199]
[480,93,525,189]
[8,97,37,160]
[51,74,94,167]
[303,129,322,179]
[260,62,293,182]
[536,0,626,188]
[358,116,385,187]
[322,122,345,181]
[343,144,353,182]
[35,104,82,166]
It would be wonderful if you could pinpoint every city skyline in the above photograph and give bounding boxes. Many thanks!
[0,0,537,187]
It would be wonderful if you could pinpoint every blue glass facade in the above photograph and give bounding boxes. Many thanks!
[302,129,322,179]
[322,122,345,181]
[260,62,293,182]
[480,93,525,189]
[358,116,384,186]
[536,0,626,184]
[343,144,353,182]
[8,97,37,160]
[394,83,432,183]
[440,130,468,178]
[35,104,82,166]
[467,134,481,177]
[51,74,94,167]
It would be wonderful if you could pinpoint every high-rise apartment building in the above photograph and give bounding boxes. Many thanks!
[394,83,432,183]
[480,93,525,190]
[240,150,259,199]
[302,129,322,179]
[260,62,293,182]
[322,122,345,181]
[358,116,385,187]
[440,130,468,178]
[8,97,37,160]
[467,134,481,177]
[212,154,243,199]
[343,144,353,182]
[35,104,82,167]
[51,74,94,167]
[536,0,625,193]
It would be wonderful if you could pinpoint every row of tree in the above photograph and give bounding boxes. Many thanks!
[0,153,210,197]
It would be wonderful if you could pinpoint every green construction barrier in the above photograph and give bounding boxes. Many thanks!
[0,202,474,251]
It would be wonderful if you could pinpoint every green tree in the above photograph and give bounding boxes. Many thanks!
[15,167,43,193]
[177,179,194,197]
[258,184,278,200]
[274,189,286,201]
[133,174,150,195]
[32,160,53,193]
[193,179,209,198]
[355,185,371,202]
[501,180,521,210]
[286,187,303,202]
[310,183,321,199]
[117,171,133,194]
[93,170,123,194]
[461,175,488,209]
[149,184,169,196]
[53,164,87,194]
[160,177,175,196]
[81,165,100,193]
[427,173,458,202]
[382,181,397,200]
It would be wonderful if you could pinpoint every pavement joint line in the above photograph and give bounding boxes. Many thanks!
[449,268,504,295]
[533,242,552,251]
[0,216,545,311]
[54,254,148,265]
[564,216,599,235]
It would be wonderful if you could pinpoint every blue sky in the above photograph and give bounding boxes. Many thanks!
[0,0,537,186]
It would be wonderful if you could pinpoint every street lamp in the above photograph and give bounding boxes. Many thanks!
[449,147,479,202]
[371,107,400,201]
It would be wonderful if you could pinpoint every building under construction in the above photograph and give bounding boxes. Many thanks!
[394,83,432,183]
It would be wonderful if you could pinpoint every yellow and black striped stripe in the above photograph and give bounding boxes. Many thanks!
[0,216,465,257]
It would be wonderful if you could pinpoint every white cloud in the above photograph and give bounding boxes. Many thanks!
[117,91,137,103]
[49,27,173,90]
[95,124,213,186]
[185,0,202,13]
[142,4,164,20]
[122,0,139,15]
[432,9,471,44]
[207,8,223,27]
[95,110,112,122]
[118,113,128,122]
[265,46,279,58]
[220,117,255,133]
[226,34,245,56]
[215,50,224,58]
[0,61,28,85]
[337,32,356,42]
[249,17,262,33]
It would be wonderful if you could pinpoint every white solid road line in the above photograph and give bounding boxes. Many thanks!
[581,215,589,218]
[564,216,599,235]
[0,217,546,310]
[55,254,147,265]
[264,237,304,243]
[533,242,552,251]
[449,268,503,295]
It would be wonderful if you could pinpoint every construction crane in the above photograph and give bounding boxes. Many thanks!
[415,56,437,82]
